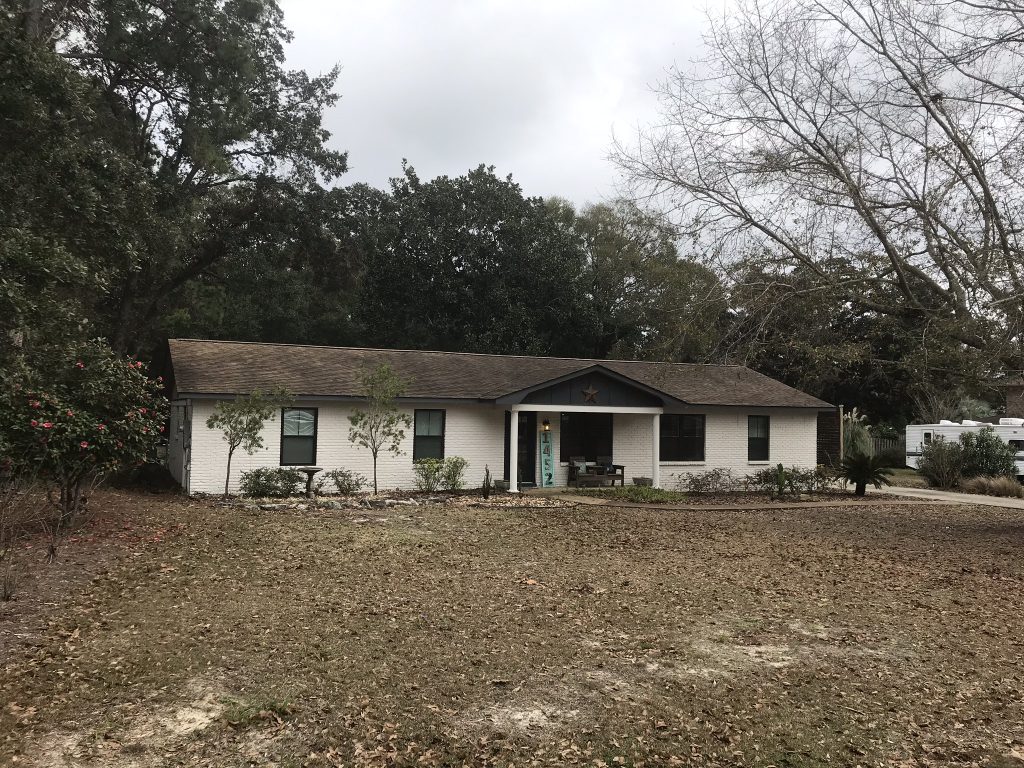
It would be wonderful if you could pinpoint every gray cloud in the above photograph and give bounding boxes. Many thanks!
[282,0,706,205]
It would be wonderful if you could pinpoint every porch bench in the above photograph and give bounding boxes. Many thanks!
[569,457,626,488]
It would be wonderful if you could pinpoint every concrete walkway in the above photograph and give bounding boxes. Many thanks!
[869,484,1024,510]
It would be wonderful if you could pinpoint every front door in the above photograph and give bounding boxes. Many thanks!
[504,411,537,485]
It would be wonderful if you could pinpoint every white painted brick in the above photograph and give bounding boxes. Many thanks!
[179,400,819,494]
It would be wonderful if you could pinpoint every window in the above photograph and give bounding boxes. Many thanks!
[923,432,933,445]
[281,408,317,465]
[1009,439,1024,454]
[559,412,613,462]
[414,409,445,460]
[748,415,770,461]
[661,414,705,461]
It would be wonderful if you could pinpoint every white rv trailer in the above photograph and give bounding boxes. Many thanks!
[906,420,1024,476]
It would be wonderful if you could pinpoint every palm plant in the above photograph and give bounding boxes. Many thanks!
[840,451,894,497]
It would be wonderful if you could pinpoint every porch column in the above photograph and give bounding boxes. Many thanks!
[509,407,520,493]
[651,412,661,489]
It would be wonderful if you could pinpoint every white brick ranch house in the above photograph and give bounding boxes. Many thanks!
[165,339,837,495]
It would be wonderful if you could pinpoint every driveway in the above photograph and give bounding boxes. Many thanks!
[872,484,1024,509]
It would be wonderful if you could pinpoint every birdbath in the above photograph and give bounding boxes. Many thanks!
[299,467,323,498]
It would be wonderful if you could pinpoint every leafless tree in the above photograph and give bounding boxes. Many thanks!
[617,0,1024,373]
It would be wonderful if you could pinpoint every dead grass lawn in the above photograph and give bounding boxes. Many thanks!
[2,490,1024,767]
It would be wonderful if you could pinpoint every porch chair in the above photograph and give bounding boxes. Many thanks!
[596,455,626,487]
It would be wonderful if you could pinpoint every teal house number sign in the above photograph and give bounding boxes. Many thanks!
[539,430,555,487]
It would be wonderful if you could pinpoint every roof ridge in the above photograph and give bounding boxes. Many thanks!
[167,338,746,369]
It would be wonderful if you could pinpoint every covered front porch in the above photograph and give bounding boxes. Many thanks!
[504,404,663,492]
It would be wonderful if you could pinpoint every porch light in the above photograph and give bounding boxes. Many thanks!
[542,419,551,431]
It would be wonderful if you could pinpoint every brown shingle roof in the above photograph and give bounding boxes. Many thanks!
[167,339,832,409]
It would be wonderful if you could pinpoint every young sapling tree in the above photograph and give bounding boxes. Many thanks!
[348,364,411,494]
[206,389,290,498]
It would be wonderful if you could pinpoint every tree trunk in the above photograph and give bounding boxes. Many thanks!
[372,454,378,495]
[855,481,866,497]
[224,448,233,499]
[22,0,42,42]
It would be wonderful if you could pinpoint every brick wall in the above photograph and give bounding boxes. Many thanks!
[180,401,820,494]
[658,407,819,490]
[186,400,505,495]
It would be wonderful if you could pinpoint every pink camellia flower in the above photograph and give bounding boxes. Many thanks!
[30,419,38,427]
[29,400,41,408]
[139,407,148,414]
[80,441,89,449]
[159,425,166,433]
[66,409,74,417]
[75,361,85,369]
[42,422,53,429]
[97,423,106,431]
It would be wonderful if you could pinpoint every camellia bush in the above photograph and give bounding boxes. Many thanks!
[0,341,167,560]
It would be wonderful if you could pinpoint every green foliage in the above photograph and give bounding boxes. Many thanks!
[239,468,304,498]
[843,408,873,458]
[412,459,445,493]
[482,465,492,499]
[441,456,468,491]
[874,446,906,469]
[348,365,412,494]
[0,340,167,558]
[840,452,894,496]
[412,457,469,493]
[315,469,367,495]
[206,389,291,498]
[355,165,600,356]
[959,428,1017,479]
[742,465,841,495]
[917,437,965,489]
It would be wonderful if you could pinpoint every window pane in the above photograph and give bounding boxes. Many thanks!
[414,435,444,460]
[661,414,705,461]
[415,410,444,437]
[283,409,315,436]
[559,412,612,462]
[414,410,445,459]
[282,436,315,465]
[748,415,770,461]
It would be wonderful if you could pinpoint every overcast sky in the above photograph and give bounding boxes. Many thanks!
[281,1,709,205]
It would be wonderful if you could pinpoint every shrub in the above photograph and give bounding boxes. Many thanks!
[442,456,468,491]
[315,468,367,495]
[961,476,1024,498]
[917,436,964,489]
[744,466,780,493]
[681,468,737,495]
[875,446,906,469]
[413,458,444,492]
[960,427,1017,479]
[0,340,167,561]
[239,467,304,498]
[803,465,843,494]
[840,451,893,496]
[482,465,492,499]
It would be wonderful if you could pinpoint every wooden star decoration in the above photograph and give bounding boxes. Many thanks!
[582,385,599,403]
